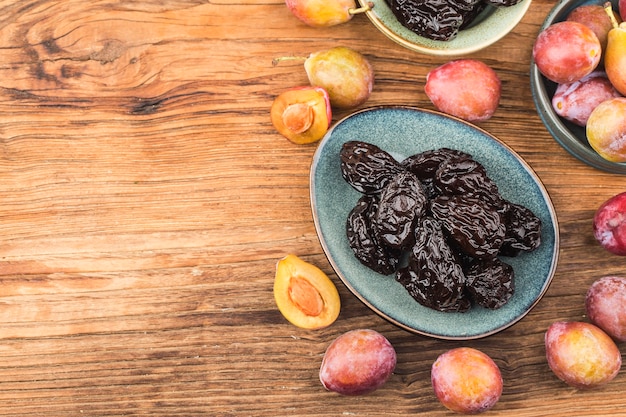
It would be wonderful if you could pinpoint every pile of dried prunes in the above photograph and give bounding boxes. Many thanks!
[385,0,524,42]
[340,140,542,313]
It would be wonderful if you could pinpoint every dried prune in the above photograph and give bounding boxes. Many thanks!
[346,194,400,275]
[340,141,404,194]
[483,0,523,6]
[386,0,484,41]
[431,194,505,259]
[499,202,542,257]
[375,171,428,249]
[340,141,543,314]
[396,217,471,312]
[458,1,487,30]
[465,258,515,309]
[401,148,472,181]
[434,157,500,198]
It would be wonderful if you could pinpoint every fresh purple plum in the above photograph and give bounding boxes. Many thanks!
[593,192,626,255]
[319,329,396,395]
[425,59,501,122]
[545,321,622,389]
[552,71,622,126]
[567,4,614,51]
[533,21,601,84]
[586,276,626,342]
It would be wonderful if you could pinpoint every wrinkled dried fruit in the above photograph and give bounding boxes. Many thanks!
[340,141,404,194]
[401,148,472,181]
[274,254,340,329]
[341,141,543,313]
[396,217,470,312]
[434,156,501,199]
[346,194,401,275]
[464,257,515,309]
[431,194,506,259]
[375,171,427,249]
[500,202,542,256]
[386,0,485,41]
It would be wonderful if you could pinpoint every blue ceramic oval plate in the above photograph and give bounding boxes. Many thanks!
[310,106,559,340]
[358,0,532,56]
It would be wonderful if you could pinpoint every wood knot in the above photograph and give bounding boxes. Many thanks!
[90,39,127,64]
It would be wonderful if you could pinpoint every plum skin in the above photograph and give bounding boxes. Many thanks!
[586,276,626,342]
[305,46,374,109]
[551,71,622,127]
[545,321,622,389]
[533,21,601,84]
[285,0,356,27]
[593,192,626,255]
[566,4,613,52]
[586,97,626,163]
[319,329,396,396]
[431,347,503,414]
[425,59,501,122]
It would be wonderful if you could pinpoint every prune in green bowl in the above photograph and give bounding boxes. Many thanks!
[310,106,559,340]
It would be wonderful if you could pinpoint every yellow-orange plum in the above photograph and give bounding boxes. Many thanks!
[285,0,358,27]
[545,321,622,389]
[304,46,374,109]
[586,97,626,162]
[431,347,503,414]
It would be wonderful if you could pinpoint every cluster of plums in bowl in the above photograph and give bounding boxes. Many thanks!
[530,0,626,173]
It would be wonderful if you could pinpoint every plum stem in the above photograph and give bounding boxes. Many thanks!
[605,2,620,29]
[272,56,307,67]
[349,2,374,15]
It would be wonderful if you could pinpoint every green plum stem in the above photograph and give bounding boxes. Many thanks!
[349,2,374,15]
[272,56,307,67]
[605,2,619,28]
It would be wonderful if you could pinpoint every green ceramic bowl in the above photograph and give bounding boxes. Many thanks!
[310,106,559,340]
[358,0,532,56]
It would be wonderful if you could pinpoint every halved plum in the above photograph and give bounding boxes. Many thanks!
[270,86,332,144]
[274,254,340,329]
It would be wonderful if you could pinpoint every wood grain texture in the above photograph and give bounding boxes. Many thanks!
[0,0,625,415]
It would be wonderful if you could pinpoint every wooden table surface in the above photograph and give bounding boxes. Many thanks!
[1,0,625,415]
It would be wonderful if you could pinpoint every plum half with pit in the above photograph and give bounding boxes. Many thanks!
[593,191,626,255]
[270,86,332,144]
